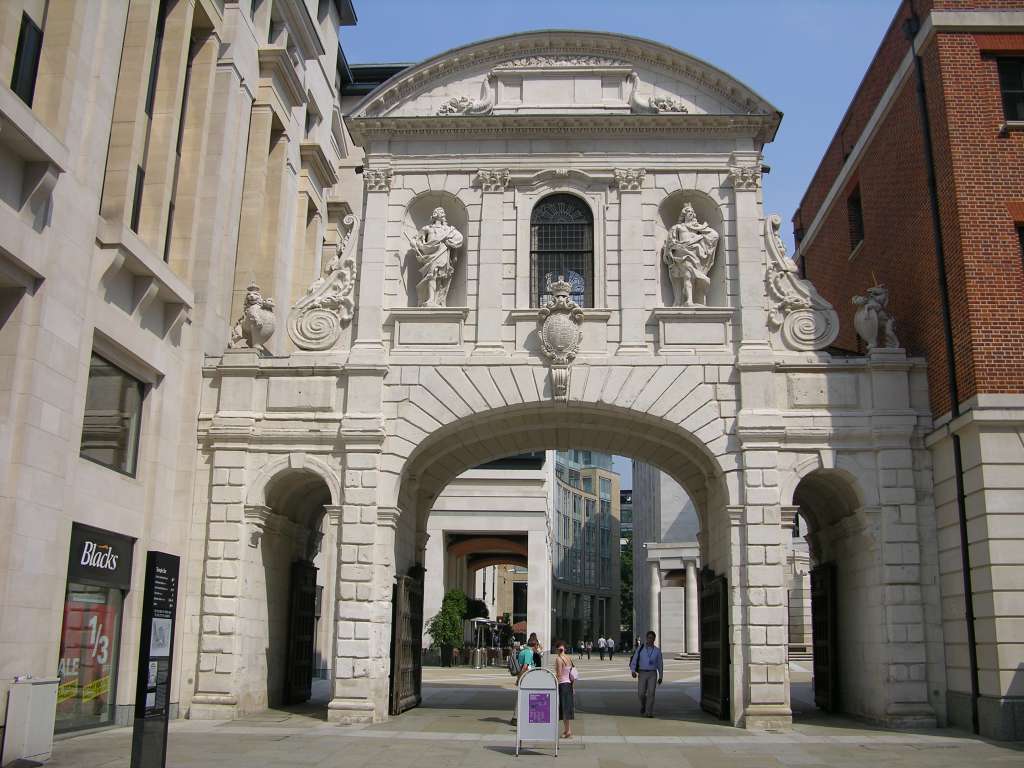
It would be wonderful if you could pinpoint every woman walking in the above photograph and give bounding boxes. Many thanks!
[554,640,576,739]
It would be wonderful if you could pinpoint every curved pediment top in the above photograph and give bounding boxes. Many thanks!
[348,30,781,121]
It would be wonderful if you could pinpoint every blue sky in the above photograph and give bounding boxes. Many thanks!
[342,1,900,488]
[342,0,899,254]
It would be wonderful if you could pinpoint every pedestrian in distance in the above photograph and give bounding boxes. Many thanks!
[597,635,606,660]
[554,640,577,739]
[629,630,664,717]
[577,640,584,659]
[607,637,615,661]
[585,639,591,659]
[511,637,538,725]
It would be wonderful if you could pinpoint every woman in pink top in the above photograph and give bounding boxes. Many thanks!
[554,640,576,738]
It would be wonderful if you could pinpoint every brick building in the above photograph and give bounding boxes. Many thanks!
[793,2,1024,739]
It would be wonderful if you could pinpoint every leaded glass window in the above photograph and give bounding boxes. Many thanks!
[530,194,594,307]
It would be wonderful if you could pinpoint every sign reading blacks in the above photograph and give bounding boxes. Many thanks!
[68,522,135,590]
[130,551,179,768]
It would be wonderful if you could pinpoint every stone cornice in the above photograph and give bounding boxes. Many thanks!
[346,113,779,146]
[349,30,779,120]
[299,141,340,188]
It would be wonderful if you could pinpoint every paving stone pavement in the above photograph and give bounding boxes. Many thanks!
[46,659,1023,767]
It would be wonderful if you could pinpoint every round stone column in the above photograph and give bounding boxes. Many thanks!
[648,560,661,640]
[685,559,699,654]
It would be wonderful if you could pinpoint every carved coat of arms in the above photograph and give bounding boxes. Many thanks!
[537,277,584,400]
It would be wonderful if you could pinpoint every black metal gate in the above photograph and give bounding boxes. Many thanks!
[389,574,424,716]
[284,559,317,704]
[699,567,729,720]
[810,562,838,712]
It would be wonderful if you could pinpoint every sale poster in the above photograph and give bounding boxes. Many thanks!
[528,692,550,723]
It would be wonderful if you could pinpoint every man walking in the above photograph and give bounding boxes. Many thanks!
[606,637,614,661]
[597,636,606,660]
[629,631,664,717]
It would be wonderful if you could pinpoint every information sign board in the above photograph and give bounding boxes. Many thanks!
[516,668,558,756]
[130,551,179,768]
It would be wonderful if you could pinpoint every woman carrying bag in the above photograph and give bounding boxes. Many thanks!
[554,640,577,739]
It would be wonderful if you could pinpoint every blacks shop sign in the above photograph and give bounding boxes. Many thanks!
[68,523,135,590]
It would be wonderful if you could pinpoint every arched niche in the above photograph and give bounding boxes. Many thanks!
[401,191,469,308]
[656,190,728,307]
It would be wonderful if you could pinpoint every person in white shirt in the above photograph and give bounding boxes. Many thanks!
[629,631,664,717]
[606,637,615,661]
[597,636,607,660]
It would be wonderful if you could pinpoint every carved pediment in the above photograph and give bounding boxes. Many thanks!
[348,31,779,123]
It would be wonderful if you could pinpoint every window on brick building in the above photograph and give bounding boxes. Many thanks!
[1017,225,1024,264]
[847,187,865,254]
[998,58,1024,121]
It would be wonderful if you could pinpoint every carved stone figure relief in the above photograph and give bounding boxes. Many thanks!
[764,213,839,351]
[627,72,689,114]
[662,203,719,307]
[287,213,360,351]
[407,207,464,307]
[437,73,495,116]
[537,276,584,401]
[853,285,899,351]
[364,168,392,192]
[729,163,761,190]
[229,284,276,351]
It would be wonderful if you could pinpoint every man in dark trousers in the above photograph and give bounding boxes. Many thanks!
[629,631,664,717]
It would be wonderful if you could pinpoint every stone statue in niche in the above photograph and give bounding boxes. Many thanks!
[853,284,899,350]
[406,206,464,307]
[229,283,276,351]
[662,203,720,306]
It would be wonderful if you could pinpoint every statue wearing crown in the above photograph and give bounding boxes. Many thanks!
[407,206,464,307]
[662,202,720,307]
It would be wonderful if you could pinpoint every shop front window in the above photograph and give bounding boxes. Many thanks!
[56,584,123,731]
[56,523,134,732]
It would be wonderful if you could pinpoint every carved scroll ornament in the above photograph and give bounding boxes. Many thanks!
[537,276,584,401]
[764,213,839,351]
[437,73,495,116]
[287,214,359,351]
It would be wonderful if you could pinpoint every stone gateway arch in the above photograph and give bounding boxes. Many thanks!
[187,31,942,731]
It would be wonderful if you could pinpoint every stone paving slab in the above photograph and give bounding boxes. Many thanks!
[44,659,1022,767]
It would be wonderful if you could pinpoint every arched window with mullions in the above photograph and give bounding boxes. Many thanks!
[530,194,594,307]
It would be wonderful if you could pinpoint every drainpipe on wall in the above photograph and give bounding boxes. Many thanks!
[904,8,980,735]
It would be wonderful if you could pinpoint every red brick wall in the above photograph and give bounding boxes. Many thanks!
[793,1,929,239]
[935,32,1024,398]
[797,59,956,416]
[793,1,1024,416]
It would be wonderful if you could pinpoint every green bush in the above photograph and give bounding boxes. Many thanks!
[426,588,470,650]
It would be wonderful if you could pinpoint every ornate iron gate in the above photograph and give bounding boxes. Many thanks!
[699,567,729,720]
[284,559,317,704]
[389,574,424,716]
[811,562,838,712]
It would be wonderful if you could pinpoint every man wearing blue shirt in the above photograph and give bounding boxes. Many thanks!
[629,630,664,717]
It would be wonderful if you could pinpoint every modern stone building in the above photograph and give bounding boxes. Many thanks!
[631,462,811,657]
[791,1,1024,739]
[2,0,1016,744]
[420,452,551,648]
[550,450,621,646]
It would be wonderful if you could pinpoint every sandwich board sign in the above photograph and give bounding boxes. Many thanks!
[516,668,558,756]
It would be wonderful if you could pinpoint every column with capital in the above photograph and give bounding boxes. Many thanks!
[474,169,510,353]
[614,169,648,354]
[647,560,661,640]
[351,168,392,359]
[685,559,699,654]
